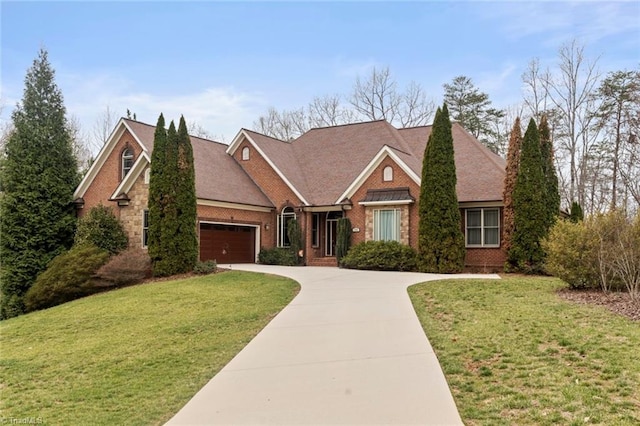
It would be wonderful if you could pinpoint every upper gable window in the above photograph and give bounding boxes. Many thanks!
[383,166,393,182]
[122,147,134,179]
[242,146,250,161]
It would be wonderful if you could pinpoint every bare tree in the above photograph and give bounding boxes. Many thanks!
[92,105,118,151]
[397,81,436,127]
[68,115,93,174]
[253,107,308,141]
[542,40,601,209]
[308,94,356,128]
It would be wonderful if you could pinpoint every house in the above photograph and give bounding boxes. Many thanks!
[74,118,506,269]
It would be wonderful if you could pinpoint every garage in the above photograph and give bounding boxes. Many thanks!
[199,223,256,264]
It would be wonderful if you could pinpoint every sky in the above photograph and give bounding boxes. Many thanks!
[1,1,639,147]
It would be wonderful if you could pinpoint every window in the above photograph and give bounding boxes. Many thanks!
[383,166,393,182]
[242,146,250,161]
[277,207,296,247]
[122,147,134,179]
[373,208,401,242]
[142,210,149,248]
[466,208,500,247]
[311,213,320,247]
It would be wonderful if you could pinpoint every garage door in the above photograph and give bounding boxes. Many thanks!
[199,223,256,264]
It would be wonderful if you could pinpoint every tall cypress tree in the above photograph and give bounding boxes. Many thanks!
[0,49,79,318]
[147,113,167,272]
[418,104,465,273]
[174,116,198,272]
[502,118,523,255]
[539,115,560,227]
[508,118,547,273]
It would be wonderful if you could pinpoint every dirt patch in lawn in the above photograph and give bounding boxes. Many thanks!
[558,289,640,321]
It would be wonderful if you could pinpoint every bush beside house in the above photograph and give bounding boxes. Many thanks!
[341,240,417,271]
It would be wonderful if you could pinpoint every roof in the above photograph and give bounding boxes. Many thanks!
[244,120,506,205]
[108,119,273,208]
[360,187,415,204]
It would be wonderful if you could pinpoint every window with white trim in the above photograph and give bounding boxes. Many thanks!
[142,209,149,248]
[277,207,296,247]
[373,208,401,242]
[311,213,320,247]
[122,147,134,179]
[466,208,500,247]
[242,146,250,160]
[383,166,393,182]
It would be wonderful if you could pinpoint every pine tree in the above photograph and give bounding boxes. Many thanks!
[418,104,466,273]
[569,201,584,223]
[508,119,547,273]
[502,118,523,255]
[174,116,198,272]
[336,217,352,265]
[539,115,560,227]
[0,49,80,318]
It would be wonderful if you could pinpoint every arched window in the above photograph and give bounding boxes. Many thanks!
[122,147,134,179]
[277,206,296,247]
[242,146,250,161]
[383,165,393,182]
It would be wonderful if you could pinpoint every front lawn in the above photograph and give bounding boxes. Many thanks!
[408,276,640,426]
[0,271,299,425]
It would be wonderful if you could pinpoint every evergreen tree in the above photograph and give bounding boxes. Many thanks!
[508,119,548,273]
[0,49,80,318]
[569,201,584,223]
[502,118,523,255]
[174,116,198,272]
[336,217,352,265]
[418,104,466,273]
[539,115,560,227]
[147,114,167,273]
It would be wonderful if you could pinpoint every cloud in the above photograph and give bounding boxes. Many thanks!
[58,71,265,147]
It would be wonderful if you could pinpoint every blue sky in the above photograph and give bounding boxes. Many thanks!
[1,1,639,145]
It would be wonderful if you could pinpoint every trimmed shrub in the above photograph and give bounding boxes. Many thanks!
[194,260,217,275]
[95,248,152,287]
[341,240,417,271]
[287,219,303,265]
[74,204,128,254]
[258,247,298,266]
[24,245,110,312]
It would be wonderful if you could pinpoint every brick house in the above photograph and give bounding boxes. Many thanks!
[74,118,506,269]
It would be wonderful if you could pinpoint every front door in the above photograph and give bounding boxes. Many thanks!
[325,211,343,256]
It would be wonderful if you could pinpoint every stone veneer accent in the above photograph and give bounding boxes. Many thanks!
[119,167,150,249]
[364,204,411,245]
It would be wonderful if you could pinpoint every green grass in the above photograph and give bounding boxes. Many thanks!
[0,271,299,425]
[408,276,640,426]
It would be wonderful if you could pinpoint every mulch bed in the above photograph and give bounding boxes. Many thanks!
[557,289,640,321]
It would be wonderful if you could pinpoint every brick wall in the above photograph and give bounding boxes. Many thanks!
[80,129,144,219]
[118,168,150,249]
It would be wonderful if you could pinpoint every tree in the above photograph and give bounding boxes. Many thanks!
[569,201,584,223]
[174,116,198,272]
[508,119,548,273]
[418,104,465,273]
[74,204,128,254]
[593,69,640,211]
[0,49,80,318]
[92,105,118,149]
[148,114,169,274]
[336,217,352,265]
[443,75,505,153]
[502,117,523,254]
[539,115,560,227]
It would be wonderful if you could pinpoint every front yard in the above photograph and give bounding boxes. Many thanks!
[409,276,640,425]
[0,271,299,425]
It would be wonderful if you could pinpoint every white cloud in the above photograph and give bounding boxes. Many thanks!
[57,71,265,148]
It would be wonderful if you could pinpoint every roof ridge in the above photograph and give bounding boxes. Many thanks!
[242,128,288,143]
[306,119,387,132]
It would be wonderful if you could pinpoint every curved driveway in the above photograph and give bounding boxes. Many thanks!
[167,265,499,425]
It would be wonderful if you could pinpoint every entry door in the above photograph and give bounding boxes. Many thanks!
[325,211,343,257]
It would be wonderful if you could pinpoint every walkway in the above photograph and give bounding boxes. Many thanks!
[167,265,500,425]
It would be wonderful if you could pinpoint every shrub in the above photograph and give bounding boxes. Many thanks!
[543,219,599,289]
[75,204,128,254]
[24,245,110,312]
[336,218,352,264]
[258,247,298,266]
[287,219,303,265]
[95,248,152,287]
[194,260,217,275]
[341,240,417,271]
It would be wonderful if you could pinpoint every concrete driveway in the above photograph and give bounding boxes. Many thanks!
[167,265,500,425]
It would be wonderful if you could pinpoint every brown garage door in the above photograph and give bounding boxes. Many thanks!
[200,223,256,264]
